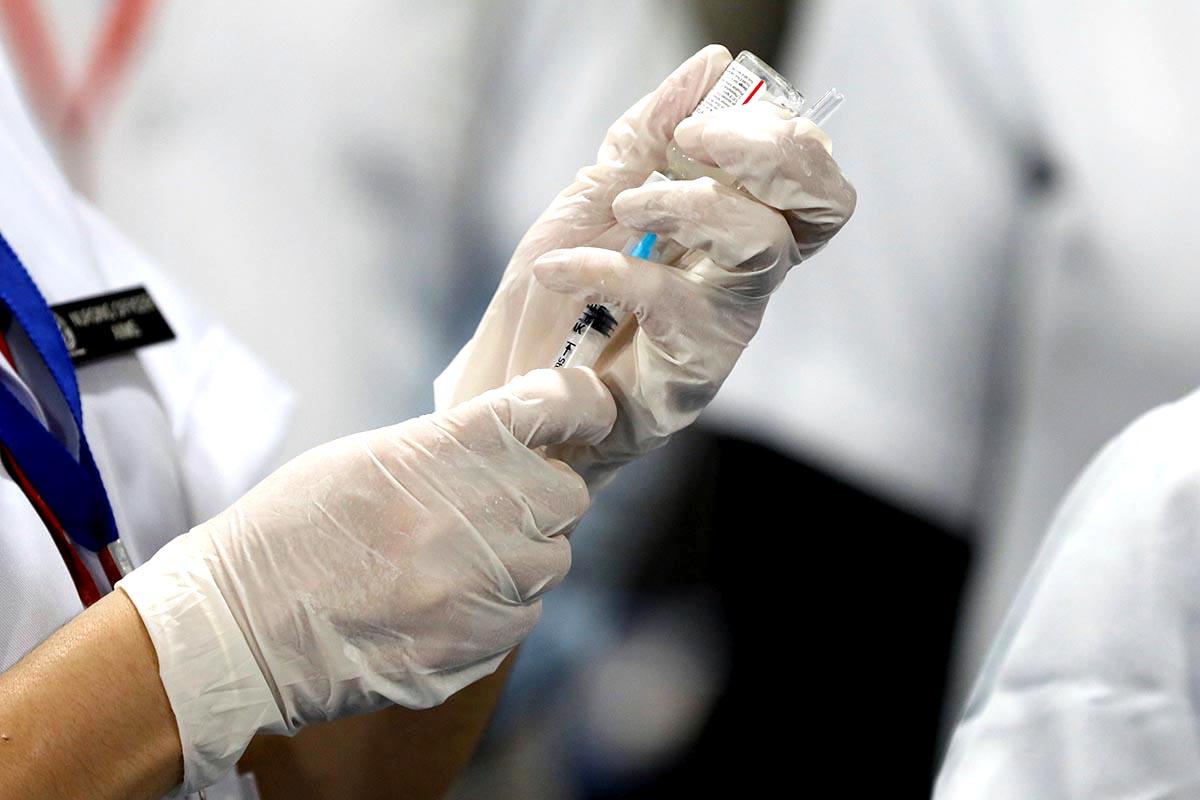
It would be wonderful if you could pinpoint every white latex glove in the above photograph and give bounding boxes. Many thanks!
[435,45,856,487]
[936,388,1200,798]
[118,367,615,794]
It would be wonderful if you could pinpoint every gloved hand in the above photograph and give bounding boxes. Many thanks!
[118,367,615,794]
[435,45,856,488]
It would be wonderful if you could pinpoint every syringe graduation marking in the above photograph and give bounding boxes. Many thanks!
[575,304,618,337]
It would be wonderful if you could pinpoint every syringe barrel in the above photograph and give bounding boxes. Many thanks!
[552,233,663,369]
[553,303,624,370]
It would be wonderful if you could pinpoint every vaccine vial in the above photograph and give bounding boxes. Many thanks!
[551,51,814,372]
[664,51,806,186]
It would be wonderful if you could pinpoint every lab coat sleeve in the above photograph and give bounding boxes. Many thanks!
[935,389,1200,798]
[710,0,1033,522]
[72,200,295,524]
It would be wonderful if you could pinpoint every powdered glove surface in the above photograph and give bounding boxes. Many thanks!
[118,367,614,795]
[435,45,856,488]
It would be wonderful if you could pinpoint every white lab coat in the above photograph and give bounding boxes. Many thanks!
[709,0,1200,711]
[456,0,700,268]
[3,6,699,794]
[38,1,700,465]
[79,0,494,458]
[935,386,1200,797]
[0,52,290,800]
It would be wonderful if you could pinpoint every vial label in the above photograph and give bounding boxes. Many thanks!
[694,60,764,116]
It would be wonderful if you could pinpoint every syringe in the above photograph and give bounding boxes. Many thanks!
[552,232,659,369]
[551,51,843,371]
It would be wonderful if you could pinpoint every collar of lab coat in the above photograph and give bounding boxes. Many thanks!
[0,52,294,530]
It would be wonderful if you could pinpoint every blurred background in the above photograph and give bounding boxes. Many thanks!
[7,1,1200,797]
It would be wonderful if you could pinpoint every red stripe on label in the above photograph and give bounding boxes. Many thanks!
[743,79,765,104]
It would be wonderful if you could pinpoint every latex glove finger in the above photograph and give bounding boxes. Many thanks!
[594,44,731,178]
[532,247,761,357]
[674,101,833,166]
[613,177,798,273]
[423,368,610,558]
[464,366,617,450]
[416,603,544,678]
[484,533,572,603]
[672,107,856,255]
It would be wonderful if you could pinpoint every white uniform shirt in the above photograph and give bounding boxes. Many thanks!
[0,52,291,799]
[936,387,1200,797]
[84,0,490,457]
[709,0,1200,708]
[82,1,702,465]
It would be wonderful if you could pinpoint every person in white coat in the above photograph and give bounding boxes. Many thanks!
[0,43,855,800]
[0,4,717,795]
[701,0,1200,774]
[0,34,607,795]
[936,385,1200,797]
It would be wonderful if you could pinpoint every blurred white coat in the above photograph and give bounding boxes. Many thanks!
[0,45,288,800]
[63,0,491,456]
[936,387,1200,796]
[710,0,1200,714]
[74,0,700,461]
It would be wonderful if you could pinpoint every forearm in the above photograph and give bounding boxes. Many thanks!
[242,653,516,800]
[0,590,182,799]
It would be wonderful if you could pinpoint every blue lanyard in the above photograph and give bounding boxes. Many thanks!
[0,231,118,552]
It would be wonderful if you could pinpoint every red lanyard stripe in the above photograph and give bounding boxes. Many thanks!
[0,326,118,604]
[0,319,14,365]
[1,443,102,605]
[0,0,157,140]
[0,0,63,128]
